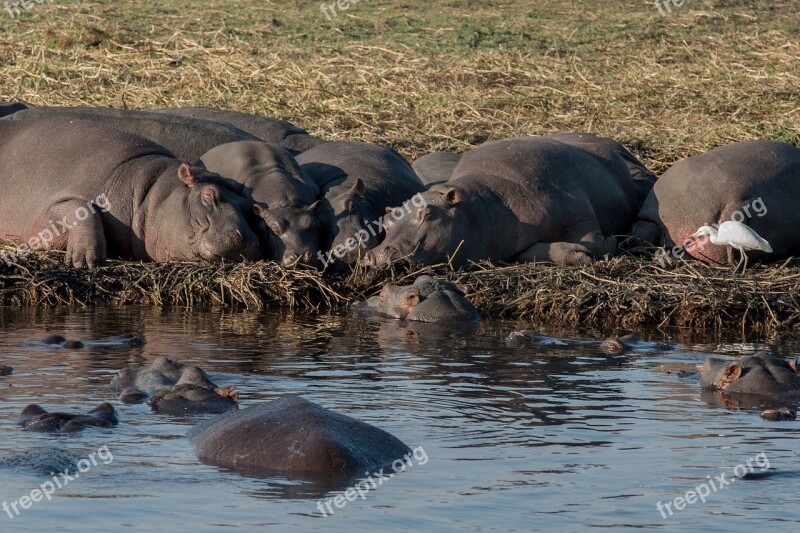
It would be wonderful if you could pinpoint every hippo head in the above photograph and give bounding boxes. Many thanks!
[253,202,322,268]
[699,352,800,397]
[323,179,384,270]
[363,186,469,267]
[156,164,261,262]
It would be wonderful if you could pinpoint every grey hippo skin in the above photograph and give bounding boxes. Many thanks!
[0,448,83,475]
[188,396,411,477]
[18,403,119,433]
[4,106,261,163]
[109,356,238,414]
[633,140,800,264]
[412,151,462,186]
[153,107,326,154]
[199,141,323,266]
[0,119,260,268]
[295,141,426,269]
[0,102,26,118]
[364,134,643,268]
[0,364,13,376]
[352,275,480,323]
[699,352,800,397]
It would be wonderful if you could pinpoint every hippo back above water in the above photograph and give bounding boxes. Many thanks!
[0,119,260,267]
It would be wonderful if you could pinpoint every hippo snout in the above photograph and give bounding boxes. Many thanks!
[282,251,322,269]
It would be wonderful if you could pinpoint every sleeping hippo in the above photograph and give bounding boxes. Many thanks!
[0,119,260,268]
[411,151,462,186]
[153,107,325,154]
[4,106,261,164]
[187,396,411,477]
[18,403,119,433]
[0,102,26,118]
[198,141,322,266]
[364,134,647,267]
[109,356,238,414]
[352,275,480,323]
[633,140,800,265]
[295,141,427,270]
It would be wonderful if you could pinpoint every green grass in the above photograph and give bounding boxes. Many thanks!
[0,0,798,171]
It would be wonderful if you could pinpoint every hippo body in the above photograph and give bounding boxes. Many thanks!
[700,352,800,397]
[4,106,261,163]
[0,448,82,475]
[198,141,322,265]
[295,141,427,268]
[188,396,411,477]
[366,134,643,267]
[109,356,238,414]
[154,107,325,154]
[0,119,260,268]
[0,102,26,118]
[352,275,480,323]
[19,403,119,433]
[634,140,800,264]
[412,152,462,186]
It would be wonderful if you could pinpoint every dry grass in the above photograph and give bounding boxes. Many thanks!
[1,1,799,330]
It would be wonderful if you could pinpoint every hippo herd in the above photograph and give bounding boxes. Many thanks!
[2,102,799,273]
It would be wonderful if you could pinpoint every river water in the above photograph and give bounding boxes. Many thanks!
[1,306,799,532]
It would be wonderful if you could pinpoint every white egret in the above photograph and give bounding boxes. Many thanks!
[691,221,773,274]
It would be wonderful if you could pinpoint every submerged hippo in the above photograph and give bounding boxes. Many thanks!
[699,352,800,398]
[352,275,479,323]
[18,403,119,433]
[188,396,411,477]
[0,364,13,376]
[154,107,325,154]
[109,356,238,414]
[295,141,427,269]
[364,134,647,267]
[0,102,26,118]
[411,151,462,186]
[633,140,800,265]
[42,335,84,349]
[0,119,260,268]
[0,448,83,475]
[198,141,322,266]
[4,106,261,164]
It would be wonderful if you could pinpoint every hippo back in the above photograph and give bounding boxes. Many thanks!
[0,102,27,118]
[412,151,462,185]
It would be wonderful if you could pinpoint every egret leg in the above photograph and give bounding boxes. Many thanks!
[742,250,749,275]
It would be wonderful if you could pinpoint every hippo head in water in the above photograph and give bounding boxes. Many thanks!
[352,275,480,323]
[153,164,262,263]
[363,186,470,267]
[252,201,322,267]
[699,352,800,397]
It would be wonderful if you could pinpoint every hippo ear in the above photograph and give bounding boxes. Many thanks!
[201,186,218,206]
[253,204,267,219]
[442,187,462,206]
[385,206,394,214]
[350,178,366,197]
[789,358,799,374]
[720,362,742,389]
[308,200,322,214]
[405,292,421,307]
[179,163,200,187]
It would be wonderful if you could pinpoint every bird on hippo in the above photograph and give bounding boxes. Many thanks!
[352,275,480,323]
[152,106,325,155]
[364,134,648,268]
[633,140,800,267]
[0,119,261,268]
[198,141,323,267]
[295,141,427,270]
[187,396,412,478]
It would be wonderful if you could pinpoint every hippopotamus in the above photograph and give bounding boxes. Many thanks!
[699,352,800,397]
[0,119,260,268]
[18,403,119,433]
[109,356,238,414]
[352,275,479,323]
[411,151,462,186]
[633,140,800,265]
[364,134,646,267]
[42,334,84,349]
[295,141,427,269]
[0,364,13,376]
[4,106,262,164]
[153,107,325,154]
[0,102,26,118]
[187,396,411,477]
[198,141,322,266]
[0,448,83,475]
